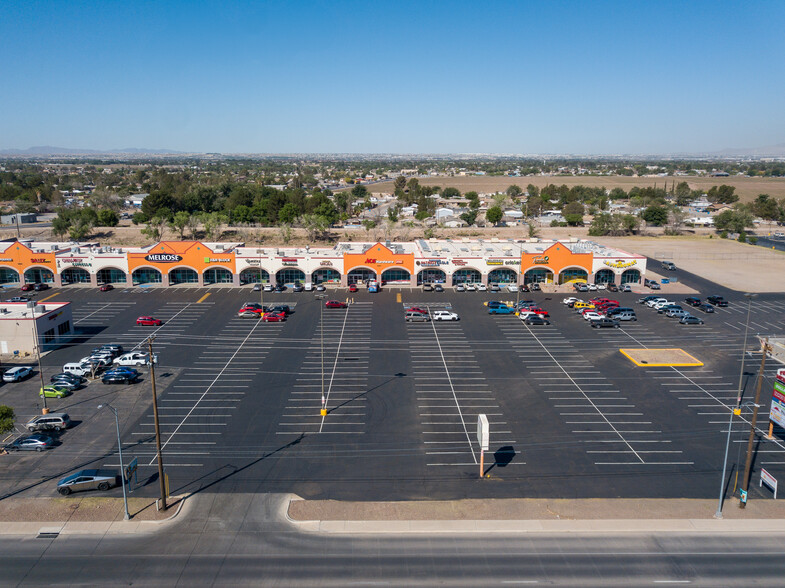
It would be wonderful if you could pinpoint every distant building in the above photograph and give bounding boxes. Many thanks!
[1,213,37,225]
[126,193,149,207]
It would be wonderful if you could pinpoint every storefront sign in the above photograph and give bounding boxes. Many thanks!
[59,258,85,263]
[486,259,504,265]
[770,383,785,429]
[204,257,231,263]
[417,259,448,267]
[320,261,333,266]
[245,259,261,266]
[281,261,299,266]
[365,258,393,264]
[604,259,637,269]
[453,260,467,266]
[281,258,298,263]
[145,254,183,263]
[532,256,549,265]
[30,258,49,264]
[48,310,63,321]
[64,262,91,268]
[0,258,12,262]
[505,260,521,266]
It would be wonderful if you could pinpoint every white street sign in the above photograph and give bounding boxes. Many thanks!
[477,414,489,451]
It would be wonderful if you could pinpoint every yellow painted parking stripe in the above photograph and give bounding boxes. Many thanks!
[197,293,211,303]
[396,293,401,303]
[39,293,60,302]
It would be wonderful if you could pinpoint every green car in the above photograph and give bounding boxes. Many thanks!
[39,385,71,398]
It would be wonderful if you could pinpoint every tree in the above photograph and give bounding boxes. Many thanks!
[96,209,119,227]
[562,201,584,226]
[486,206,503,226]
[394,176,407,192]
[0,405,14,435]
[675,182,692,206]
[68,218,92,241]
[713,209,754,233]
[52,217,70,238]
[525,195,544,217]
[169,211,191,239]
[506,185,523,199]
[460,210,477,226]
[141,190,175,218]
[201,212,228,241]
[141,216,167,242]
[301,214,329,241]
[186,213,200,239]
[351,184,369,200]
[466,192,480,209]
[642,204,668,226]
[278,202,300,225]
[707,185,739,204]
[752,194,780,220]
[441,187,461,199]
[414,210,430,221]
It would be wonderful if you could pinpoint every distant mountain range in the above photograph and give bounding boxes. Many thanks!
[708,143,785,158]
[0,146,184,155]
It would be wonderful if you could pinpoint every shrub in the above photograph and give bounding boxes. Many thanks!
[0,405,14,434]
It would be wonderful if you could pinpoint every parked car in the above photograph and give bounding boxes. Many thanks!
[40,385,71,398]
[707,295,728,307]
[3,366,33,382]
[6,433,55,452]
[422,283,434,292]
[325,300,347,309]
[656,304,682,313]
[465,283,477,291]
[114,352,157,366]
[638,295,659,305]
[607,283,619,292]
[50,372,84,386]
[583,311,604,321]
[666,309,690,319]
[455,284,465,292]
[591,318,621,329]
[476,284,488,292]
[405,311,430,322]
[523,315,550,326]
[432,310,459,321]
[644,279,661,290]
[530,283,541,291]
[34,283,50,291]
[6,296,31,302]
[488,305,515,314]
[680,315,705,325]
[136,316,162,326]
[57,469,119,495]
[292,283,304,293]
[45,378,80,391]
[20,283,34,291]
[506,284,518,292]
[26,413,72,433]
[252,284,262,291]
[526,307,550,318]
[684,297,701,307]
[315,284,326,291]
[490,284,501,292]
[349,283,358,293]
[102,371,139,385]
[274,284,286,292]
[661,261,676,271]
[621,284,632,292]
[434,284,444,292]
[263,283,274,292]
[563,297,580,306]
[261,312,286,322]
[574,301,595,310]
[699,304,715,313]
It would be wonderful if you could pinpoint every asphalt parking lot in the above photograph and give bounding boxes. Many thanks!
[1,274,784,503]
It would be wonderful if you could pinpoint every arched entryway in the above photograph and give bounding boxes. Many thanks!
[239,268,270,284]
[312,268,340,284]
[347,268,377,285]
[417,268,446,285]
[381,268,410,285]
[621,269,641,284]
[204,267,232,285]
[452,268,482,285]
[489,268,518,285]
[132,268,162,285]
[276,268,306,285]
[559,267,588,284]
[169,267,198,285]
[0,268,20,284]
[594,268,615,284]
[24,267,54,283]
[522,267,553,285]
[61,267,91,284]
[97,268,126,284]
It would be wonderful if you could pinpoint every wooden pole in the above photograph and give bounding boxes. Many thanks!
[479,449,484,478]
[740,340,770,508]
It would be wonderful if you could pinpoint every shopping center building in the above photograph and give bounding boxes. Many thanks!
[0,238,647,288]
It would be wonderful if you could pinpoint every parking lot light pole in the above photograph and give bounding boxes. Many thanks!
[740,339,771,509]
[715,292,756,518]
[148,336,167,511]
[98,403,130,520]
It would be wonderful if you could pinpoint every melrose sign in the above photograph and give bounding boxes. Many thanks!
[145,254,183,263]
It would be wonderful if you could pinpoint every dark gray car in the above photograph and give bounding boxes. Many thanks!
[6,433,55,452]
[57,469,119,495]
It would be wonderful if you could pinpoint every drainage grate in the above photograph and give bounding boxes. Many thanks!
[37,532,59,539]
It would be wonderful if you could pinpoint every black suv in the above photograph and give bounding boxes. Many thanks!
[268,305,292,315]
[707,295,728,307]
[591,318,620,329]
[684,297,701,307]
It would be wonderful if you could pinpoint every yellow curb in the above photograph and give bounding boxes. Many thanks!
[620,348,704,367]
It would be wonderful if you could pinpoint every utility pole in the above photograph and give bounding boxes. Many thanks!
[740,339,771,508]
[148,336,167,510]
[30,303,47,414]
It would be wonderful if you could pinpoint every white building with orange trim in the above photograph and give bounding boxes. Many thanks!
[0,238,646,289]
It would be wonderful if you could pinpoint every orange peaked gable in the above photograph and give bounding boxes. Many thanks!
[344,242,414,274]
[0,241,56,270]
[521,243,592,272]
[127,241,235,272]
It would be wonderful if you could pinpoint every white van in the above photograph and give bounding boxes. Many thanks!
[304,282,313,292]
[63,362,95,377]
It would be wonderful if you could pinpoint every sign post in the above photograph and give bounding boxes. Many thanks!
[477,414,489,478]
[768,370,785,439]
[760,468,778,499]
[125,457,138,493]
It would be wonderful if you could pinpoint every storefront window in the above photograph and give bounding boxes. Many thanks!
[621,269,641,284]
[204,268,232,284]
[97,268,127,284]
[489,268,518,284]
[452,269,481,285]
[239,268,270,284]
[523,268,552,284]
[381,269,410,284]
[133,268,162,284]
[559,268,588,284]
[276,268,306,284]
[0,268,20,284]
[594,269,615,284]
[24,268,54,283]
[169,268,198,284]
[312,268,340,284]
[62,267,91,284]
[347,268,376,284]
[417,269,446,285]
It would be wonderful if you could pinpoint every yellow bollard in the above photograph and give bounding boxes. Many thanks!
[320,408,327,416]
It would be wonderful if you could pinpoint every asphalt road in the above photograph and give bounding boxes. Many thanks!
[1,278,784,503]
[2,494,785,586]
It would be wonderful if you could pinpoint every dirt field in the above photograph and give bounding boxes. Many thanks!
[368,175,785,202]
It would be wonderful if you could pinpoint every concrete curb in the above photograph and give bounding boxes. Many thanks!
[0,494,190,537]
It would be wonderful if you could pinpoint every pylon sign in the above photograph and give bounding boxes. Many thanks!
[770,379,785,429]
[477,414,489,451]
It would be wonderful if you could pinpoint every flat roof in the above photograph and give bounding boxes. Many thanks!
[0,301,70,320]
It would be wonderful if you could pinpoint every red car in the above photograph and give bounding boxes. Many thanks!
[348,284,358,293]
[405,306,429,315]
[325,300,347,309]
[527,307,550,318]
[238,304,265,314]
[21,283,34,291]
[261,312,285,322]
[136,316,162,326]
[100,284,114,292]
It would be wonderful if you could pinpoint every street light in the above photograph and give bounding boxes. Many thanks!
[98,403,130,520]
[29,303,48,414]
[715,292,756,518]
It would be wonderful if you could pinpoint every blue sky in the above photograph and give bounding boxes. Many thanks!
[1,0,783,154]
